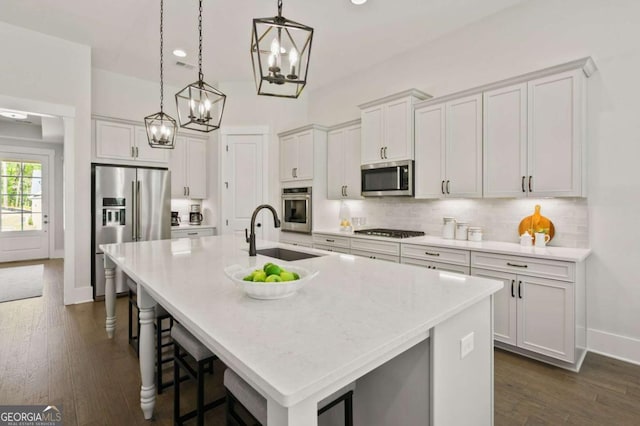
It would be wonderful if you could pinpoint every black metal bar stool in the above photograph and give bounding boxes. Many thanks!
[172,323,225,426]
[224,368,354,425]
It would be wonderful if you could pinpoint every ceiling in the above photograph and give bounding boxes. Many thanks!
[0,0,525,90]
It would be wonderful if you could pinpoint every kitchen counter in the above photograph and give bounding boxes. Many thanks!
[101,234,502,425]
[313,228,591,262]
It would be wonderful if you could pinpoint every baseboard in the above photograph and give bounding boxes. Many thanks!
[64,285,93,305]
[51,249,64,259]
[587,328,640,366]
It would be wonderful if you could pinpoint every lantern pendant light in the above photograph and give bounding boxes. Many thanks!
[175,0,226,132]
[144,0,177,149]
[251,0,314,98]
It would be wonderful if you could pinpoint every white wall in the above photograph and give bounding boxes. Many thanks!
[306,0,640,363]
[0,22,91,303]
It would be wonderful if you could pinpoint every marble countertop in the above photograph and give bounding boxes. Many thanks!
[101,234,501,407]
[313,229,591,262]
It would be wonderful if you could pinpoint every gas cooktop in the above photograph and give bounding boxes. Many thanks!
[353,228,425,239]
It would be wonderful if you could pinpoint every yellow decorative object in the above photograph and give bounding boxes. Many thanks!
[518,204,555,243]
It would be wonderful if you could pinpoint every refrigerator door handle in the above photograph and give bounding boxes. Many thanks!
[131,180,137,241]
[137,180,142,240]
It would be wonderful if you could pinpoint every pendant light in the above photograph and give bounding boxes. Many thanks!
[250,0,314,98]
[144,0,177,149]
[175,0,226,132]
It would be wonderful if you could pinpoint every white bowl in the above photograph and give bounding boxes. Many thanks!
[224,264,318,300]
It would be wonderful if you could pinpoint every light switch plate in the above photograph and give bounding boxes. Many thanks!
[461,332,474,359]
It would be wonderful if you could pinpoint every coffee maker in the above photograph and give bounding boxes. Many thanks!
[171,211,180,226]
[189,204,203,225]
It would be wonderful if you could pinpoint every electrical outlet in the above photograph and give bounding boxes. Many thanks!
[460,332,474,359]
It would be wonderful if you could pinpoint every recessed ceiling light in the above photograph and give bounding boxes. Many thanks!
[173,49,187,58]
[0,111,28,120]
[351,0,367,4]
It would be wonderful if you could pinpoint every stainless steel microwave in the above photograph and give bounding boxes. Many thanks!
[361,160,414,197]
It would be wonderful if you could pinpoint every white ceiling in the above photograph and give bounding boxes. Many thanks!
[0,0,525,90]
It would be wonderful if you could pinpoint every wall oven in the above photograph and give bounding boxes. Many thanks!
[361,160,414,196]
[281,187,312,234]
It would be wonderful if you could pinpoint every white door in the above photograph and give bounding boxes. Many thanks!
[483,84,528,198]
[0,153,50,261]
[384,98,412,161]
[343,125,362,199]
[472,268,517,346]
[445,94,483,198]
[327,129,345,200]
[221,129,267,239]
[414,103,446,199]
[360,105,384,164]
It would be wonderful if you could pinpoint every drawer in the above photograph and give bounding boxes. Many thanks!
[470,252,575,282]
[350,238,400,256]
[313,243,350,254]
[401,244,470,266]
[350,249,400,263]
[171,228,215,239]
[401,257,470,275]
[280,233,313,248]
[312,234,350,248]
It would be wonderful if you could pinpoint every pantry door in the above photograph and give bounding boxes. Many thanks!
[220,127,269,240]
[0,151,52,262]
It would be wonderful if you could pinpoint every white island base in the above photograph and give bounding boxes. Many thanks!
[102,237,499,425]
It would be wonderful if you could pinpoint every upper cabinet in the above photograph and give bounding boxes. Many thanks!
[94,119,169,165]
[327,120,362,200]
[279,125,327,182]
[483,69,587,198]
[414,93,483,198]
[359,89,431,165]
[170,136,207,199]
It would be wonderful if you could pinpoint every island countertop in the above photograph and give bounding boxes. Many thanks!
[101,234,502,410]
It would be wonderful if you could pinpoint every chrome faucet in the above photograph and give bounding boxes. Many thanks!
[246,204,281,256]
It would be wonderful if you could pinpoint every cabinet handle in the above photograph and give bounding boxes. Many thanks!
[326,239,335,243]
[511,280,515,298]
[135,147,139,157]
[529,176,533,192]
[383,146,388,159]
[344,185,348,197]
[380,147,384,159]
[187,232,198,236]
[131,146,135,158]
[518,281,523,299]
[446,180,450,194]
[521,176,526,193]
[507,262,528,268]
[441,180,445,195]
[187,187,190,196]
[424,251,440,256]
[294,167,298,178]
[291,168,295,178]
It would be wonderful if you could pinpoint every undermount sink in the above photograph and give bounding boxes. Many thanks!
[255,247,322,261]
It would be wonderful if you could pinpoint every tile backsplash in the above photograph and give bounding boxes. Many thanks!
[341,197,588,248]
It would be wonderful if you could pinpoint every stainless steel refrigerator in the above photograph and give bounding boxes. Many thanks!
[92,164,171,299]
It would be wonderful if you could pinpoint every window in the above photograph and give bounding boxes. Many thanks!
[1,160,43,232]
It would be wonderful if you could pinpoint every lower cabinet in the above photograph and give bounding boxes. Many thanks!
[279,232,313,248]
[401,243,470,274]
[312,243,350,254]
[171,227,215,239]
[401,257,470,274]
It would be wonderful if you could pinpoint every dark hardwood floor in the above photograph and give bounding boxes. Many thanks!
[1,259,639,425]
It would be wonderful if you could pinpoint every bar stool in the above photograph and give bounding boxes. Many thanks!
[172,323,225,426]
[224,368,354,425]
[127,277,175,393]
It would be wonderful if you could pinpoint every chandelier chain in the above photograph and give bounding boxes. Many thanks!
[160,0,164,112]
[198,0,203,82]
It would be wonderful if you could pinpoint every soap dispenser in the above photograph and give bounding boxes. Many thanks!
[520,231,533,247]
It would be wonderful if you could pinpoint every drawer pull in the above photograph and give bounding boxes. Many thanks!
[187,232,198,236]
[518,281,523,299]
[326,239,335,243]
[511,280,515,298]
[507,262,528,268]
[425,251,440,257]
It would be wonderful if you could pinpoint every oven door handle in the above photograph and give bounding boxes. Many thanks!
[397,167,401,189]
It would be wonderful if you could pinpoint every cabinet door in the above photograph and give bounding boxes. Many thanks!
[169,136,187,198]
[134,126,170,164]
[327,129,346,199]
[280,135,298,181]
[445,94,483,198]
[95,120,135,160]
[517,276,574,362]
[343,125,362,199]
[186,138,207,199]
[384,98,412,161]
[414,103,446,198]
[471,268,517,346]
[361,105,384,164]
[483,84,527,198]
[295,131,314,180]
[528,69,584,197]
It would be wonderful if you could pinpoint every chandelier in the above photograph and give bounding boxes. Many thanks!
[250,0,314,98]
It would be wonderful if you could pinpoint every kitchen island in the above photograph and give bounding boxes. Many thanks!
[101,234,502,425]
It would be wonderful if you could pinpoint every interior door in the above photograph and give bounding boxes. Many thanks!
[222,132,265,239]
[0,153,50,262]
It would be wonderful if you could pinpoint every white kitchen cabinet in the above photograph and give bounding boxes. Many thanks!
[170,136,207,199]
[279,125,326,182]
[279,232,313,248]
[414,94,482,198]
[471,269,517,346]
[360,90,430,165]
[401,257,470,275]
[312,233,350,250]
[94,119,169,165]
[327,120,362,199]
[401,243,470,274]
[171,226,216,239]
[350,238,400,263]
